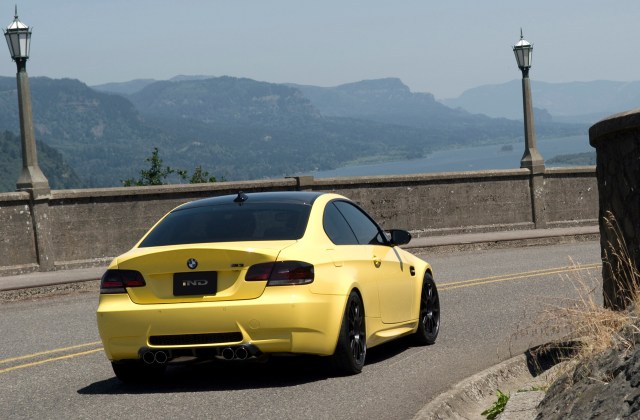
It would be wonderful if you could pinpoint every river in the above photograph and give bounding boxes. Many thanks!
[303,135,592,178]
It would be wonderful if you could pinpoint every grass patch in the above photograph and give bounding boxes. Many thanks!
[481,389,509,419]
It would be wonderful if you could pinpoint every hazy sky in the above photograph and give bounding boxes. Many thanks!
[3,1,639,99]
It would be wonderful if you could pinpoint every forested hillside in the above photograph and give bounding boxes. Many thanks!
[0,77,170,187]
[0,130,82,192]
[0,75,587,191]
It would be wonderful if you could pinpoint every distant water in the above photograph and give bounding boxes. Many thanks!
[303,135,592,178]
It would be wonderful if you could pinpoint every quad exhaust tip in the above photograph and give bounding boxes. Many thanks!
[142,350,168,365]
[140,344,259,364]
[222,346,250,361]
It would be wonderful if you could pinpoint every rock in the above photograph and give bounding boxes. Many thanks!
[536,334,640,419]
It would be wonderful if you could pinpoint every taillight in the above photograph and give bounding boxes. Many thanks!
[100,269,146,294]
[245,261,314,286]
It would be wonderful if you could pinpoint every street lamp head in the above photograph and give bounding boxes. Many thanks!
[513,28,532,74]
[4,5,31,63]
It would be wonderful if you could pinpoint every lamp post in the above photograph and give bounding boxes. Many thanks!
[4,6,49,195]
[513,29,544,174]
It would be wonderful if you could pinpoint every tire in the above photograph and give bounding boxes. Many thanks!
[111,360,166,384]
[414,273,440,345]
[332,291,367,375]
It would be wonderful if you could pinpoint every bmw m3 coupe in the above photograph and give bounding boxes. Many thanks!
[96,191,440,382]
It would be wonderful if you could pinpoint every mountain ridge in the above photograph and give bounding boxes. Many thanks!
[442,79,640,123]
[94,76,640,124]
[0,75,588,192]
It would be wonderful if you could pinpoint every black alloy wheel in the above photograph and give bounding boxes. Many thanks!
[414,273,440,345]
[332,291,366,375]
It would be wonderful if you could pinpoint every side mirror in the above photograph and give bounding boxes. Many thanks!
[387,229,411,246]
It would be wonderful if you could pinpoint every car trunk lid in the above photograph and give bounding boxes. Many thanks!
[116,242,294,304]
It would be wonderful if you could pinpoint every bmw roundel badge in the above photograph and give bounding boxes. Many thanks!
[187,258,198,270]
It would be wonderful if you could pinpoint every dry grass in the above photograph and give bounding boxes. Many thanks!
[530,212,640,377]
[602,211,640,310]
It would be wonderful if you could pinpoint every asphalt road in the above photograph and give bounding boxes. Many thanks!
[0,241,602,420]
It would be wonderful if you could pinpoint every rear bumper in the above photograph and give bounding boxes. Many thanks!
[96,286,346,361]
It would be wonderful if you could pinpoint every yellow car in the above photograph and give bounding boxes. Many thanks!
[96,191,439,382]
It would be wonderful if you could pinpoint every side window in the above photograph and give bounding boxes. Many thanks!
[323,202,358,245]
[334,201,385,245]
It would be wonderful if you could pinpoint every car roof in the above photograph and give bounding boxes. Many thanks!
[177,191,326,211]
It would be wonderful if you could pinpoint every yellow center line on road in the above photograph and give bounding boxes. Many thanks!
[439,263,601,291]
[0,348,103,374]
[0,341,102,365]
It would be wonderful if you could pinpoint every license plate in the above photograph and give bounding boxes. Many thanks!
[173,272,217,296]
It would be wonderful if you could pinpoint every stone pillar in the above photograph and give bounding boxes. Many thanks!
[518,74,547,229]
[14,61,54,271]
[520,76,545,174]
[15,67,50,194]
[589,110,640,310]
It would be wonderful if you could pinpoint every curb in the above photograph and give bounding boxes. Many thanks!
[406,226,599,254]
[413,349,567,420]
[0,267,104,292]
[414,355,528,420]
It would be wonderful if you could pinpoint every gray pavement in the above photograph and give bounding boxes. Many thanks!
[0,225,601,419]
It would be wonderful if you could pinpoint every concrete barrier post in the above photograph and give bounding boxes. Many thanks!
[289,176,315,191]
[30,193,54,271]
[589,110,640,309]
[529,172,547,228]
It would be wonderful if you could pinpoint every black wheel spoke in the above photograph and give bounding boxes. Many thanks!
[347,296,365,363]
[333,292,366,374]
[414,274,440,345]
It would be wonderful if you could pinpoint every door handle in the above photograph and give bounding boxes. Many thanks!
[373,257,381,268]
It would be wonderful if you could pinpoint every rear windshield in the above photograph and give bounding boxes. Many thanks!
[139,202,311,247]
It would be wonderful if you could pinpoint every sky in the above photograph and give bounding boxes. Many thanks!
[2,1,639,99]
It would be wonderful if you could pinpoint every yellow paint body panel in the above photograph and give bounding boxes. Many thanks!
[97,285,346,360]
